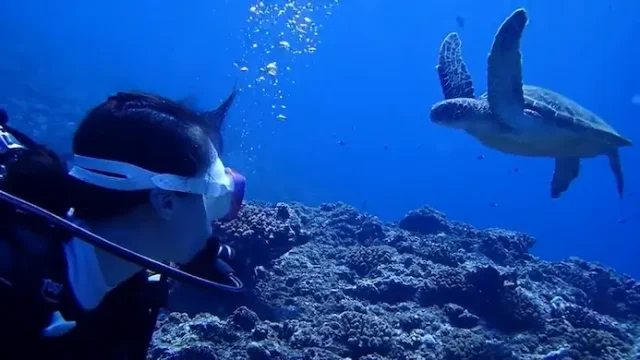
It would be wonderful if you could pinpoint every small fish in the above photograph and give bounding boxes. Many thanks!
[477,155,485,160]
[455,16,465,29]
[338,140,345,146]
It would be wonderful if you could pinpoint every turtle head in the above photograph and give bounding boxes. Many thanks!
[430,98,492,131]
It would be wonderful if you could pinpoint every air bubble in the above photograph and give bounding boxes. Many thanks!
[236,0,340,122]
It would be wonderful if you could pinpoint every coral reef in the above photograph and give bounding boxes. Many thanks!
[153,202,640,360]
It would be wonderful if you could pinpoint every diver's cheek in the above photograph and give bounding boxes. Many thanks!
[204,193,232,223]
[192,200,214,259]
[182,228,211,264]
[173,197,211,264]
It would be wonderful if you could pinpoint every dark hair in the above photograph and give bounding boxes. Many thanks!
[70,92,215,220]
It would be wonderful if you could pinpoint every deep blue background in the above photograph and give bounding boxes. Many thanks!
[1,1,638,277]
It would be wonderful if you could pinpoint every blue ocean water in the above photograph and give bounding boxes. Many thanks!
[1,0,638,277]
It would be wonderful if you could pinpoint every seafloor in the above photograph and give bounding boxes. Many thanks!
[152,201,640,360]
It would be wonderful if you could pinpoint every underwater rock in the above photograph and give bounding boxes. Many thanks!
[213,202,311,268]
[154,201,640,360]
[399,206,451,235]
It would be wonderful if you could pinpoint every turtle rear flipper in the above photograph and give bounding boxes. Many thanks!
[551,157,580,199]
[436,32,475,100]
[487,8,528,123]
[607,149,625,199]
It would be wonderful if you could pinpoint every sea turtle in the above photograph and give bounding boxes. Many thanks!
[429,8,632,199]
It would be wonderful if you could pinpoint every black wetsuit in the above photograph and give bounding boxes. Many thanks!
[0,110,170,359]
[0,231,168,359]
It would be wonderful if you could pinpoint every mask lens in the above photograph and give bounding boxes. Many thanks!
[222,168,245,221]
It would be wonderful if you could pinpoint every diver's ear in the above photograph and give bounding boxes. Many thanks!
[149,189,177,221]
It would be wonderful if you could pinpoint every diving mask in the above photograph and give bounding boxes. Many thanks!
[68,153,245,222]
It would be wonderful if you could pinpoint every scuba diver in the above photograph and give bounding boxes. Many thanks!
[0,89,245,359]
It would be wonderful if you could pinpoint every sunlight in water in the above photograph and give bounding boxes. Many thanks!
[235,0,339,122]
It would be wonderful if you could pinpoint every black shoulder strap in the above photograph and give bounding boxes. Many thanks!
[128,274,169,359]
[80,271,169,360]
[0,230,67,339]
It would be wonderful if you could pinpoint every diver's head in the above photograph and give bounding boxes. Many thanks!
[69,91,244,265]
[430,98,492,130]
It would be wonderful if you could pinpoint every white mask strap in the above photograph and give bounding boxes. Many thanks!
[68,155,232,197]
[69,156,157,191]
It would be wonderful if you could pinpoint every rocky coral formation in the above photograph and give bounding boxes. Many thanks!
[153,202,640,360]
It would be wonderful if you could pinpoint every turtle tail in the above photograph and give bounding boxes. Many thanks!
[607,149,624,199]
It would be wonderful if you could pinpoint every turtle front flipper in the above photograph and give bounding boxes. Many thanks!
[487,8,528,124]
[607,149,625,198]
[551,157,580,198]
[436,33,475,100]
